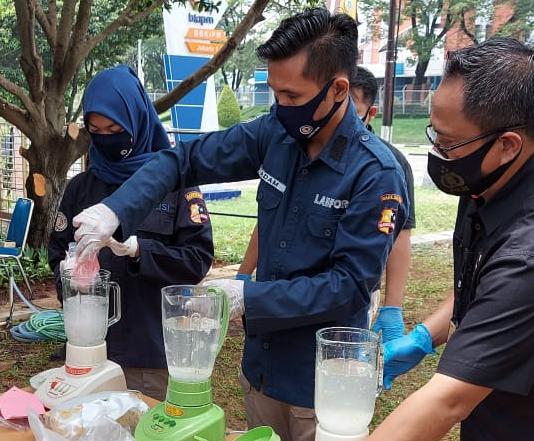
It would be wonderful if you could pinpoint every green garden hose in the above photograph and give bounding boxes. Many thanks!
[10,310,66,342]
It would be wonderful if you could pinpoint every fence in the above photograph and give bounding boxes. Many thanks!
[377,87,434,116]
[0,122,84,227]
[229,87,434,117]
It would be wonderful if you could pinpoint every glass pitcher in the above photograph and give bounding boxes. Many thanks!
[61,269,121,347]
[315,327,383,436]
[162,285,229,383]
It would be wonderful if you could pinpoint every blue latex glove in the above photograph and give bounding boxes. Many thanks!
[235,273,252,282]
[372,306,405,343]
[383,323,434,390]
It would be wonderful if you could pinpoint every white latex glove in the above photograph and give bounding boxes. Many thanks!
[203,279,245,320]
[108,236,139,258]
[73,203,120,260]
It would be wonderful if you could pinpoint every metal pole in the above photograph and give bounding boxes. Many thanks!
[381,0,398,143]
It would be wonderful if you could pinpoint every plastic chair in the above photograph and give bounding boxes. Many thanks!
[0,198,34,302]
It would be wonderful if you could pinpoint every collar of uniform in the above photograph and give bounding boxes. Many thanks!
[477,155,534,236]
[317,97,364,174]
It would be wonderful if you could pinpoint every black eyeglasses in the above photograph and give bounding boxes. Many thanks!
[425,124,527,156]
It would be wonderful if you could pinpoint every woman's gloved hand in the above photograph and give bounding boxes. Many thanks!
[372,306,405,343]
[108,236,139,258]
[73,203,119,259]
[383,323,435,390]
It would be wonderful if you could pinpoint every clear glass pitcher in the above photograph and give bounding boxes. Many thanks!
[315,327,383,436]
[162,285,229,383]
[61,269,121,347]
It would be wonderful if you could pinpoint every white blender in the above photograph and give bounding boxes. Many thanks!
[315,327,382,441]
[32,268,126,408]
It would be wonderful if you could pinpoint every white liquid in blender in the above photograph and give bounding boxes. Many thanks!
[315,358,377,435]
[63,295,109,347]
[164,315,220,382]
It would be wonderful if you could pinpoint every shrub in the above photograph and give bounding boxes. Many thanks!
[217,85,241,128]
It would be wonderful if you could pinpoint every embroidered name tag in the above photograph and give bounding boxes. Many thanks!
[258,166,286,193]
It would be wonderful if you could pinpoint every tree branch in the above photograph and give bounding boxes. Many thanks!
[67,0,94,61]
[0,74,37,116]
[48,0,57,31]
[55,0,164,92]
[154,0,269,113]
[80,0,165,63]
[0,98,31,138]
[53,0,77,72]
[436,12,453,41]
[460,10,478,43]
[14,0,45,103]
[35,2,56,47]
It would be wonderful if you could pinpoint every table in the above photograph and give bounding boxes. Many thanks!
[0,394,239,440]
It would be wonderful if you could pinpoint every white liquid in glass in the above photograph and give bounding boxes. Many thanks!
[315,358,377,435]
[164,315,220,382]
[63,295,109,347]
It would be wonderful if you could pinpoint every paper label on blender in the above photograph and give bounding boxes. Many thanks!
[165,403,184,417]
[65,365,93,376]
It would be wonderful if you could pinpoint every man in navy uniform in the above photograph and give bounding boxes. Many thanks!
[73,8,408,441]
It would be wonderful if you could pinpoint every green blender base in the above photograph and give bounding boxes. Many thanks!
[135,378,225,441]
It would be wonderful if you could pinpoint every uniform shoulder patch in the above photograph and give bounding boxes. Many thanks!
[377,193,402,235]
[54,211,68,232]
[185,191,209,224]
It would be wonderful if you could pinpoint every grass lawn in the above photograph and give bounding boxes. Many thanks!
[206,187,458,264]
[373,116,430,145]
[0,242,457,439]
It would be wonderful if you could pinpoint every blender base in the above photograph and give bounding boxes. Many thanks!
[135,401,225,441]
[316,424,369,441]
[33,360,126,409]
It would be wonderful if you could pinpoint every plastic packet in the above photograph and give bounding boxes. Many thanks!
[28,391,148,441]
[68,242,101,291]
[29,411,135,441]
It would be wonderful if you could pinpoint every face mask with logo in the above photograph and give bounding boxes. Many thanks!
[90,131,134,162]
[427,136,521,196]
[276,79,344,141]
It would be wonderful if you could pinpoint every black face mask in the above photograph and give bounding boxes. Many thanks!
[276,79,344,141]
[90,131,133,162]
[427,137,521,196]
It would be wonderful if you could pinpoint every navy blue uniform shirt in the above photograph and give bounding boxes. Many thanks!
[48,171,214,368]
[103,102,409,407]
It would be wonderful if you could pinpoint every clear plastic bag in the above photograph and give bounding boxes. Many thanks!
[29,411,135,441]
[28,391,148,441]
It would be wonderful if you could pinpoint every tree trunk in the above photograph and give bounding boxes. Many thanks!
[413,59,431,88]
[23,132,86,248]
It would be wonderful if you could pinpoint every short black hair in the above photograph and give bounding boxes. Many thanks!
[350,66,378,105]
[256,8,358,83]
[444,37,534,137]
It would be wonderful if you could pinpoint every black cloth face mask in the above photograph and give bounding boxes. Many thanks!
[276,79,344,141]
[427,136,521,196]
[90,131,134,162]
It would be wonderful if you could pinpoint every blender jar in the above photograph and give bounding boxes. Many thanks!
[315,327,382,437]
[162,285,228,382]
[61,269,121,347]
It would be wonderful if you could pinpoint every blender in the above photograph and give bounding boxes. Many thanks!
[32,269,126,408]
[315,328,382,441]
[135,285,229,441]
